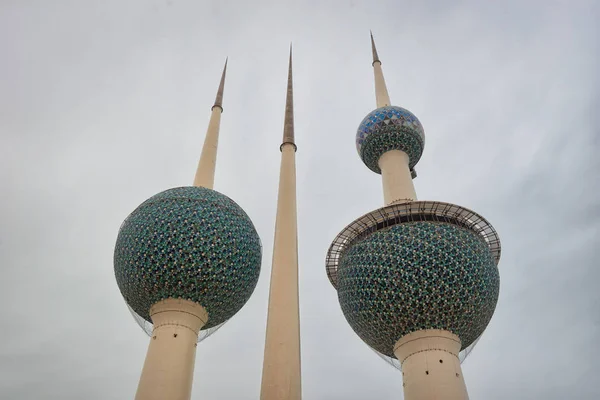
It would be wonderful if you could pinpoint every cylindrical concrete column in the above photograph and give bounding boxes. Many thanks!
[135,299,208,400]
[393,330,469,400]
[260,143,301,400]
[373,61,391,108]
[193,107,222,189]
[378,150,417,205]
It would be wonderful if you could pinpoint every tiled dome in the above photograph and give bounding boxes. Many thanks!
[114,186,262,329]
[356,106,425,173]
[337,221,499,357]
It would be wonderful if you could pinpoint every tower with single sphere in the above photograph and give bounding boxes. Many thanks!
[114,60,262,400]
[325,33,501,399]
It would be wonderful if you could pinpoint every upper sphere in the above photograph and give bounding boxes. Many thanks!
[356,106,425,173]
[337,221,499,357]
[114,186,262,329]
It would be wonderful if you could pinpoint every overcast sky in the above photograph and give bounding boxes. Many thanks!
[1,0,599,399]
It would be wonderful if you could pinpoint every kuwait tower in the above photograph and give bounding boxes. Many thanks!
[325,33,501,399]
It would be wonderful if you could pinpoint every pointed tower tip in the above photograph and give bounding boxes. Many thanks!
[370,30,381,65]
[212,58,227,112]
[282,46,296,151]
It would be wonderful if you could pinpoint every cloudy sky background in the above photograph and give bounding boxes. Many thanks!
[1,0,599,398]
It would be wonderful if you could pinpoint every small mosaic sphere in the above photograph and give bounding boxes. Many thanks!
[114,186,262,329]
[337,221,499,357]
[356,106,425,173]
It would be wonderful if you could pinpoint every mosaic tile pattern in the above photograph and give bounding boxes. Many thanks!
[356,106,425,173]
[114,186,262,329]
[337,221,499,357]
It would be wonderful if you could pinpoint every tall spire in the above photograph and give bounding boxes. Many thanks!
[281,44,296,150]
[260,45,301,400]
[370,31,391,107]
[370,30,380,65]
[212,58,227,111]
[193,59,227,189]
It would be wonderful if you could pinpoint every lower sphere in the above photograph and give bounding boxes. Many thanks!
[114,186,262,329]
[337,221,499,357]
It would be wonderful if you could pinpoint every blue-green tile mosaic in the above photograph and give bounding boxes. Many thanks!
[356,106,425,173]
[114,186,262,329]
[337,221,499,357]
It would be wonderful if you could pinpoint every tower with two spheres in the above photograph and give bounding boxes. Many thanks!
[325,33,501,399]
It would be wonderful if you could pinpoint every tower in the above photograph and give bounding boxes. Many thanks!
[260,46,302,400]
[113,60,262,400]
[325,33,501,399]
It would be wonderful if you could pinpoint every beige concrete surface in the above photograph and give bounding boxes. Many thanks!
[378,149,417,205]
[373,60,391,108]
[193,59,227,189]
[260,143,301,400]
[135,299,208,400]
[193,107,222,189]
[394,330,469,400]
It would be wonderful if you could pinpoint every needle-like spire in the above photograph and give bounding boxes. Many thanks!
[212,57,228,111]
[370,30,380,65]
[370,31,391,107]
[281,44,296,150]
[194,59,227,189]
[260,44,302,400]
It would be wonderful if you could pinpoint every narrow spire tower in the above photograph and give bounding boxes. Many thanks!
[114,60,262,400]
[370,31,390,108]
[194,58,227,189]
[326,33,501,400]
[260,46,302,400]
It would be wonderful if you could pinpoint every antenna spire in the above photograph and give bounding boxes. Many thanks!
[281,44,295,150]
[212,57,227,111]
[370,31,391,107]
[194,59,227,189]
[370,30,380,65]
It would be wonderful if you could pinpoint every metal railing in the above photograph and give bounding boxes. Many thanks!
[325,200,501,288]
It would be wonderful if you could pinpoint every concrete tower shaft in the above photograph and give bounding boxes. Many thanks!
[193,58,227,189]
[371,31,391,108]
[135,299,208,400]
[394,330,469,400]
[260,46,302,400]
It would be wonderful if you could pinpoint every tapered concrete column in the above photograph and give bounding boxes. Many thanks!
[373,61,391,108]
[135,299,208,400]
[393,330,469,400]
[378,150,417,205]
[260,143,301,400]
[193,107,222,189]
[193,59,227,189]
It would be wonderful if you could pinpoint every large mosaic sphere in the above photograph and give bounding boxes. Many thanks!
[356,106,425,173]
[114,186,262,329]
[337,221,499,357]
